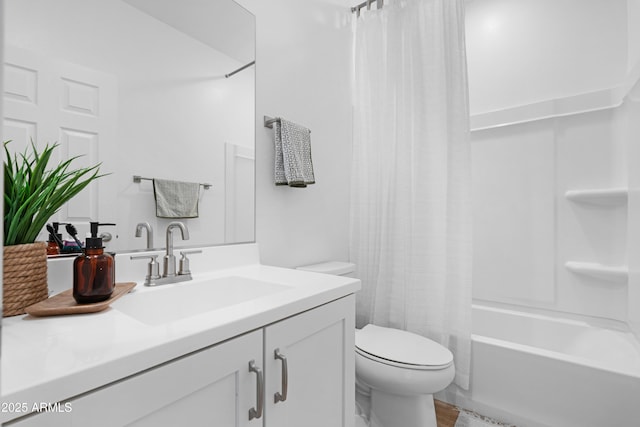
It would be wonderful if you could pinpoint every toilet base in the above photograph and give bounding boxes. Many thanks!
[370,389,437,427]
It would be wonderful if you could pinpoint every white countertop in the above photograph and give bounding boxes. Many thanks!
[0,244,360,423]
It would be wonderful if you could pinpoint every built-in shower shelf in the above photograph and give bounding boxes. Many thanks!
[565,188,628,205]
[565,261,628,284]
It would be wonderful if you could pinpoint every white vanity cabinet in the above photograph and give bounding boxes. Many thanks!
[8,329,262,427]
[7,295,355,427]
[264,295,355,427]
[71,329,264,427]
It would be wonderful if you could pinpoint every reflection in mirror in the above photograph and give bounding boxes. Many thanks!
[3,0,255,254]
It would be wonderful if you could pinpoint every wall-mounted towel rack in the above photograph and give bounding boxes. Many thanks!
[264,116,311,133]
[133,175,212,190]
[264,116,280,129]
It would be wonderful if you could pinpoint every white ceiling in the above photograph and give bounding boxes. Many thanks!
[123,0,255,64]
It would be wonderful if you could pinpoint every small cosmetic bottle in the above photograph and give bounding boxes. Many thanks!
[46,224,62,256]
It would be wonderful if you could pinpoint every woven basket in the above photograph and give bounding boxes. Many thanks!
[3,242,49,317]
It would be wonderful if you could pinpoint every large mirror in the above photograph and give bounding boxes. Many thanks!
[3,0,255,253]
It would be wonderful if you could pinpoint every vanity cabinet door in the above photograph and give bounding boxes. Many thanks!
[264,295,355,427]
[70,330,264,427]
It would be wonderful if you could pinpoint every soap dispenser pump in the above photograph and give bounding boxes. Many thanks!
[73,222,116,304]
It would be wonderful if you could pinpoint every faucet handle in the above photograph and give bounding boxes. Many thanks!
[130,254,161,285]
[178,250,202,276]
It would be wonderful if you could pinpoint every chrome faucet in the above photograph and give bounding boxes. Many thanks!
[163,222,189,277]
[135,222,154,249]
[130,222,201,286]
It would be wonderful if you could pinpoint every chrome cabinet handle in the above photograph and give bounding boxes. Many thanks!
[248,360,264,420]
[274,348,288,403]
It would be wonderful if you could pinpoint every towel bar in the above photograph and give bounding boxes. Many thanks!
[264,116,280,129]
[133,175,212,190]
[264,116,311,133]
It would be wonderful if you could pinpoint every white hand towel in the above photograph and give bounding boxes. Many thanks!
[153,178,200,218]
[274,118,315,187]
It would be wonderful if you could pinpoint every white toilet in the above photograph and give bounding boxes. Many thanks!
[297,262,455,427]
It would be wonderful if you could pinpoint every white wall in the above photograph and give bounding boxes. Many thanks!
[237,0,353,268]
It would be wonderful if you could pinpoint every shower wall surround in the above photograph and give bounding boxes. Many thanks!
[627,0,640,341]
[471,109,629,321]
[624,81,640,339]
[467,0,640,335]
[465,0,628,114]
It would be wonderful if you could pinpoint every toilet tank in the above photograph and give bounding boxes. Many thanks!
[297,261,356,278]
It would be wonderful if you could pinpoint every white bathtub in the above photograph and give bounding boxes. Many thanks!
[454,304,640,427]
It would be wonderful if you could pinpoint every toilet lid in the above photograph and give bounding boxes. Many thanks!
[355,324,453,368]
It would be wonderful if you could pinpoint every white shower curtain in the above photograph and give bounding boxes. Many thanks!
[350,0,472,389]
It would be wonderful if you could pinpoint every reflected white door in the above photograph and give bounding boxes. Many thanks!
[3,46,117,239]
[224,142,255,243]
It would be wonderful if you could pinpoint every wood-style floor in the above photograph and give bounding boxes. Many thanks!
[435,400,460,427]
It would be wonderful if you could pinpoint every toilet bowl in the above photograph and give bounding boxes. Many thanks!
[356,324,455,427]
[297,262,456,427]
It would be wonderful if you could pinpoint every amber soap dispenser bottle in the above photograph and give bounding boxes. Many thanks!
[73,222,116,304]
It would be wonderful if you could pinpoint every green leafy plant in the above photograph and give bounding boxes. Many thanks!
[4,140,106,246]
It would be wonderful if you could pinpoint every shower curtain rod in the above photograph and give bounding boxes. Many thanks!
[225,60,255,78]
[351,0,384,16]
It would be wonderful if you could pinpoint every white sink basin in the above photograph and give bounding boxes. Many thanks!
[113,276,291,325]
